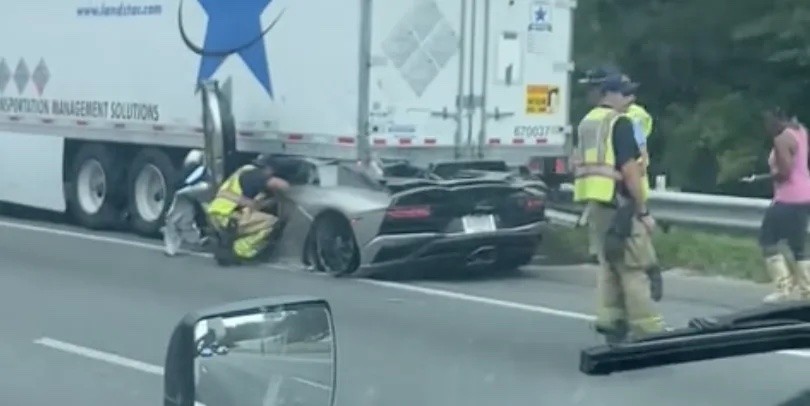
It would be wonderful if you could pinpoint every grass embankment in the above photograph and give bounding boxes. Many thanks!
[541,225,771,283]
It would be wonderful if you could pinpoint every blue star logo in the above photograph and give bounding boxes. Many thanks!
[534,6,547,22]
[178,0,285,98]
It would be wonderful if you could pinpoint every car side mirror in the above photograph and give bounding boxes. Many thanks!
[163,296,337,406]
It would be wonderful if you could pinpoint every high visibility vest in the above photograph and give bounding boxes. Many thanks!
[572,107,624,203]
[207,164,257,217]
[626,103,653,200]
[627,104,653,139]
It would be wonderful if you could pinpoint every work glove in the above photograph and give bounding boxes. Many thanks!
[603,204,634,264]
[647,265,663,302]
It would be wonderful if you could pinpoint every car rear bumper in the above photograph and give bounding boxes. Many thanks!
[356,221,545,276]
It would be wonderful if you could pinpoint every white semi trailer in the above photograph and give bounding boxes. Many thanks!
[0,0,575,235]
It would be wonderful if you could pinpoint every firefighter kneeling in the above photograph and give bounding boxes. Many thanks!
[207,155,290,265]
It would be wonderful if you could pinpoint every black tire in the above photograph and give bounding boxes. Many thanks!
[311,214,360,277]
[127,148,179,236]
[67,143,125,229]
[302,231,317,270]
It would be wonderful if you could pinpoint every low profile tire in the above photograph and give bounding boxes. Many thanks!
[127,148,179,236]
[67,143,125,229]
[311,214,360,277]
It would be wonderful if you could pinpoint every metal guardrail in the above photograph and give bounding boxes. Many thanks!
[547,184,772,232]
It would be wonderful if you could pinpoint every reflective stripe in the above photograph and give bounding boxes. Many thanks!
[574,110,622,173]
[576,113,620,161]
[238,215,275,235]
[208,164,257,217]
[214,164,255,202]
[573,107,626,203]
[217,190,244,205]
[574,165,622,180]
[596,111,621,163]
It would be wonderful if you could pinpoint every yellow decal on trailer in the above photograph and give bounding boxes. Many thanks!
[525,85,559,115]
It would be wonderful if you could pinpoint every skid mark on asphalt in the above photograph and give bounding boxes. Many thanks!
[8,219,810,361]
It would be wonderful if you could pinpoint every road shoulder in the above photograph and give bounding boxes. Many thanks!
[524,263,771,310]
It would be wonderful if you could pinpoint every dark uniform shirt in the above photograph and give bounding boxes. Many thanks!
[238,168,272,199]
[605,106,641,198]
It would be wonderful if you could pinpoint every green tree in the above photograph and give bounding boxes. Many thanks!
[573,0,810,196]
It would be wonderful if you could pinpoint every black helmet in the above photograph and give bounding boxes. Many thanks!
[252,153,275,168]
[578,65,621,85]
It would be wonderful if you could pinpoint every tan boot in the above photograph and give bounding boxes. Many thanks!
[794,260,810,300]
[763,255,798,303]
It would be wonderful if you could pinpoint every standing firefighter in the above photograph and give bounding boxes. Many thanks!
[572,72,666,343]
[578,68,655,261]
[626,99,653,200]
[620,76,662,297]
[759,108,810,302]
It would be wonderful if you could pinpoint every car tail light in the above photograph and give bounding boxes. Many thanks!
[554,158,567,174]
[385,205,432,219]
[523,197,544,212]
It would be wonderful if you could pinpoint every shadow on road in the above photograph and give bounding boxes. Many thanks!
[0,203,71,225]
[0,202,135,232]
[370,265,529,282]
[366,243,588,283]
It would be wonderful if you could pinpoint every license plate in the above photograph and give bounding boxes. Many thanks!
[462,215,496,234]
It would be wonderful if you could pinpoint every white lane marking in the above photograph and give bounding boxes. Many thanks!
[0,220,169,253]
[363,279,595,321]
[363,282,810,359]
[10,220,810,361]
[0,219,211,257]
[34,336,336,387]
[292,377,331,391]
[34,337,164,376]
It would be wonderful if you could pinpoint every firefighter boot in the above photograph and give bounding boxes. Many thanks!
[595,320,628,345]
[763,255,797,303]
[793,260,810,300]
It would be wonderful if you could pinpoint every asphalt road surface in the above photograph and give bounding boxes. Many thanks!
[1,214,810,406]
[196,351,332,406]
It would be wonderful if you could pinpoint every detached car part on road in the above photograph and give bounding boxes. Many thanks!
[237,157,547,277]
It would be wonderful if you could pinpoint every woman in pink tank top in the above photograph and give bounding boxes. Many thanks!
[759,108,810,302]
